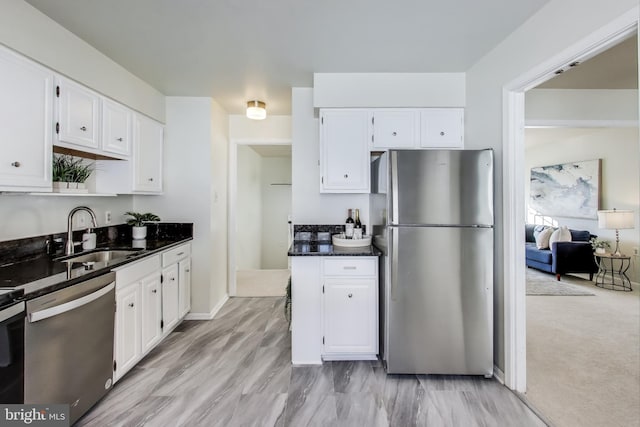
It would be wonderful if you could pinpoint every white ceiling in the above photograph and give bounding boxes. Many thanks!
[24,0,550,115]
[248,144,291,158]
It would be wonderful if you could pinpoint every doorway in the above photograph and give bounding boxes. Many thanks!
[502,3,638,405]
[229,140,292,297]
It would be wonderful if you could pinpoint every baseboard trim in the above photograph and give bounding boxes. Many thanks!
[184,294,229,320]
[292,360,323,366]
[494,365,505,384]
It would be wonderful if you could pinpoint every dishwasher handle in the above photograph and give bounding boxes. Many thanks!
[28,282,115,323]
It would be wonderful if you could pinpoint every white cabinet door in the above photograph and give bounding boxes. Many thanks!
[102,98,132,157]
[162,263,180,334]
[323,278,377,355]
[420,108,464,148]
[133,114,163,193]
[178,258,191,318]
[320,109,370,193]
[56,76,100,149]
[114,282,141,382]
[141,273,162,354]
[0,46,53,191]
[372,110,419,149]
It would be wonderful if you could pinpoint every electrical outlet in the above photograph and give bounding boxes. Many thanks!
[105,211,112,224]
[633,247,639,256]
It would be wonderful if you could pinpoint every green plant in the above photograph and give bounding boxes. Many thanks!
[125,211,161,227]
[590,237,610,250]
[52,154,94,183]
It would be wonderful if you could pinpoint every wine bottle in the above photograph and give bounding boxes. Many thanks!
[345,209,354,238]
[354,209,362,239]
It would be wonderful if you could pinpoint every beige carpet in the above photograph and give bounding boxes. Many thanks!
[236,269,290,297]
[526,271,640,427]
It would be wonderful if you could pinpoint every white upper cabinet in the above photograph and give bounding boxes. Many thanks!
[372,110,420,149]
[102,98,132,157]
[133,114,163,193]
[56,76,100,150]
[420,108,464,149]
[0,46,53,191]
[319,109,370,193]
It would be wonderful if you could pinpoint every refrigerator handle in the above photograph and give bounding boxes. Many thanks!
[390,227,399,302]
[390,151,399,225]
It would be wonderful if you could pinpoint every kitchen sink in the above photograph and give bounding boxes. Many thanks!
[58,249,141,264]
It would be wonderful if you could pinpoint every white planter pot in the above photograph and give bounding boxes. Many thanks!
[595,247,606,255]
[77,182,86,190]
[52,181,67,190]
[132,226,147,240]
[68,182,78,189]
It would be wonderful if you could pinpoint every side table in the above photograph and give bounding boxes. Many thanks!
[594,253,632,291]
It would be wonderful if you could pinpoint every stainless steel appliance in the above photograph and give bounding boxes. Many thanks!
[371,149,494,375]
[25,272,116,424]
[0,288,25,403]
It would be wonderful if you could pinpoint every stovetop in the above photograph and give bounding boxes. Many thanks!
[0,288,24,309]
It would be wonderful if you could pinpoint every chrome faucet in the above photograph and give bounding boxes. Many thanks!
[66,206,98,255]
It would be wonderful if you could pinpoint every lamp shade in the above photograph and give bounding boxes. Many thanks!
[246,100,266,120]
[597,209,634,229]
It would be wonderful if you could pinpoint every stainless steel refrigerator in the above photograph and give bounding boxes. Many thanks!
[371,149,494,376]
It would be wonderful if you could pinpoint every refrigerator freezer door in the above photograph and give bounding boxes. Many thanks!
[386,226,493,375]
[390,149,493,226]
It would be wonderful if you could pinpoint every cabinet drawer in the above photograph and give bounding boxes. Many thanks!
[323,258,376,276]
[115,255,161,288]
[162,243,191,267]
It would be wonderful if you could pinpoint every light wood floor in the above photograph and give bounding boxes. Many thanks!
[526,271,640,427]
[78,297,545,426]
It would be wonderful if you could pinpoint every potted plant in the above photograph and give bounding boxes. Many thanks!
[125,212,161,240]
[590,237,610,255]
[52,154,93,192]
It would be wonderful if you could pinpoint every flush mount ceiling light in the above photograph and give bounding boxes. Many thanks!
[246,100,266,120]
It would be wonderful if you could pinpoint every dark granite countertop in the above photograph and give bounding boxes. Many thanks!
[0,223,193,300]
[288,241,382,257]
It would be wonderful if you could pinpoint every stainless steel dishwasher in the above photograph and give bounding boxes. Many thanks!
[24,272,116,425]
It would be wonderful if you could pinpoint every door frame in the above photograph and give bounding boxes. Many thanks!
[502,10,638,392]
[228,138,292,296]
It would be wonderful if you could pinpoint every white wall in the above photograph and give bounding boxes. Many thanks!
[465,0,639,371]
[0,194,132,241]
[525,127,640,281]
[261,156,292,269]
[0,0,165,122]
[236,145,262,270]
[291,88,370,226]
[313,73,466,107]
[229,115,292,140]
[134,97,229,317]
[526,89,639,125]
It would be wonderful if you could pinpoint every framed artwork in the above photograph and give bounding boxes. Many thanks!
[530,159,601,219]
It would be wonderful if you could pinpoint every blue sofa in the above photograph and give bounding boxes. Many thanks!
[525,224,599,281]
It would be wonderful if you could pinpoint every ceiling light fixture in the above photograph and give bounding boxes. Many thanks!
[246,100,266,120]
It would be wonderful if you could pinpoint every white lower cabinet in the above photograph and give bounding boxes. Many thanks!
[322,257,378,360]
[161,263,180,335]
[141,272,162,353]
[113,243,192,382]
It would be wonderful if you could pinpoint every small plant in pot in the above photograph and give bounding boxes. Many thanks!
[125,212,161,240]
[590,237,610,254]
[52,154,93,192]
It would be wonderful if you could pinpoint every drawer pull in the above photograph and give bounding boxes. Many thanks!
[177,252,184,256]
[11,161,21,167]
[152,289,157,294]
[80,126,87,131]
[392,131,397,136]
[348,293,353,298]
[171,277,176,281]
[128,302,134,308]
[440,131,445,136]
[185,269,190,273]
[116,137,123,141]
[343,266,357,270]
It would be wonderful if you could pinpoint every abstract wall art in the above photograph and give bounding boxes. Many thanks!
[530,159,601,219]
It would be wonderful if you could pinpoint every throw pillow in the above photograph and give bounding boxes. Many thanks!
[549,226,572,247]
[532,225,547,242]
[535,227,554,249]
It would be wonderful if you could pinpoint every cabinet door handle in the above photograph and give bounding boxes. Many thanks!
[343,266,357,270]
[148,178,154,182]
[171,277,176,281]
[152,289,157,294]
[128,302,134,308]
[348,293,353,298]
[80,126,87,131]
[177,252,184,256]
[185,269,190,273]
[392,131,397,136]
[116,137,123,141]
[343,174,348,179]
[11,161,20,167]
[440,131,445,136]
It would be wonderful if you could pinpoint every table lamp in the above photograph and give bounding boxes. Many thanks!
[597,208,634,256]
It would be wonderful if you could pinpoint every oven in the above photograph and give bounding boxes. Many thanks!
[0,289,25,403]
